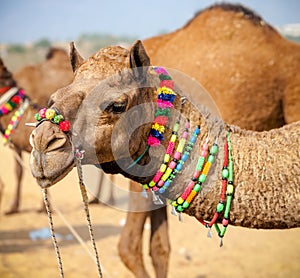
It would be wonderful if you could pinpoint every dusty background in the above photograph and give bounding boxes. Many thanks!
[1,146,300,278]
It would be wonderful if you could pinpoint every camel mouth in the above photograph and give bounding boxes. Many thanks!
[32,155,75,188]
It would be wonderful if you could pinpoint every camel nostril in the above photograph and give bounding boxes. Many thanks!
[46,136,67,152]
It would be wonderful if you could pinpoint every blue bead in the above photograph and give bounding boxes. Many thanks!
[182,153,189,162]
[176,163,183,171]
[190,136,197,143]
[159,188,165,194]
[194,127,200,135]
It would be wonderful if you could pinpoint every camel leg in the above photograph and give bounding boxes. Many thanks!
[5,149,23,215]
[150,206,170,278]
[118,180,151,278]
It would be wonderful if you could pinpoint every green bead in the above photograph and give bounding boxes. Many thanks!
[222,168,229,179]
[193,183,201,192]
[208,155,215,163]
[217,202,224,213]
[210,144,218,155]
[176,205,184,212]
[199,174,206,183]
[182,201,190,209]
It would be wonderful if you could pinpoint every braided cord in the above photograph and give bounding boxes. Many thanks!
[42,188,64,278]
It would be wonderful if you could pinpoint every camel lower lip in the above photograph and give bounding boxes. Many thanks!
[36,160,75,188]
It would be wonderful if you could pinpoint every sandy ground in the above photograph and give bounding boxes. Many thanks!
[1,146,300,278]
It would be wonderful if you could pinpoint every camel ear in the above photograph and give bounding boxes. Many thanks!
[69,42,84,73]
[129,40,150,81]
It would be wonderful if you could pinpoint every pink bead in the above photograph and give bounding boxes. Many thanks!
[181,181,194,199]
[201,150,208,157]
[185,122,190,129]
[222,218,229,226]
[203,143,209,151]
[174,151,181,160]
[169,161,177,169]
[158,180,164,187]
[193,170,201,179]
[153,172,163,183]
[152,186,159,192]
[182,131,188,139]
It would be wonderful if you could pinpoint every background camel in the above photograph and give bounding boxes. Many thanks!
[143,3,300,130]
[29,40,300,276]
[0,48,73,214]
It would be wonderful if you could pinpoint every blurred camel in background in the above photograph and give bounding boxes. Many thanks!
[0,48,74,214]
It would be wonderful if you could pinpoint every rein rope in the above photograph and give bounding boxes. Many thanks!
[41,149,103,277]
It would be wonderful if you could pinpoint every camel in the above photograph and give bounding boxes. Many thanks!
[29,39,300,278]
[0,48,73,214]
[143,3,300,130]
[27,3,300,276]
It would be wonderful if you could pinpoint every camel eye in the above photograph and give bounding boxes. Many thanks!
[111,102,127,113]
[102,100,128,114]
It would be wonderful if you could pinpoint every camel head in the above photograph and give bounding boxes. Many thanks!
[29,40,160,188]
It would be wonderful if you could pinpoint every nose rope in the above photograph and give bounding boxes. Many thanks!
[74,147,103,278]
[42,188,64,278]
[35,107,102,277]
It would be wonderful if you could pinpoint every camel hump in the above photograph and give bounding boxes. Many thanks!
[45,47,68,60]
[185,2,272,29]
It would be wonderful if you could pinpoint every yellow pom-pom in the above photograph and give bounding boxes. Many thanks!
[45,109,56,120]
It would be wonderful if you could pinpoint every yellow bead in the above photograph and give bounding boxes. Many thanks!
[227,184,234,194]
[177,139,186,153]
[149,181,156,187]
[170,134,177,142]
[186,190,197,203]
[177,197,184,205]
[161,167,172,181]
[202,162,211,176]
[164,154,170,163]
[160,164,167,173]
[12,116,18,121]
[171,201,178,207]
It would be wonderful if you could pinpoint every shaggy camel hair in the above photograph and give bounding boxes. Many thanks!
[0,48,73,214]
[29,40,300,277]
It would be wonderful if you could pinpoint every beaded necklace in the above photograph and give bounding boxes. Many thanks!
[195,132,234,246]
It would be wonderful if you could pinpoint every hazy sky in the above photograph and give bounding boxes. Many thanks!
[1,0,300,44]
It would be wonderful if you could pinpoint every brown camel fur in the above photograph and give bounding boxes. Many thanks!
[29,40,300,277]
[0,48,73,214]
[143,3,300,130]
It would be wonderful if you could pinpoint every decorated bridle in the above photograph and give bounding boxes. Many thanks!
[0,86,30,144]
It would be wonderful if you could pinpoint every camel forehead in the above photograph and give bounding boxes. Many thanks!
[75,46,130,80]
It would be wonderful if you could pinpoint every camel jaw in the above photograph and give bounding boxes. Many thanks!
[30,149,75,188]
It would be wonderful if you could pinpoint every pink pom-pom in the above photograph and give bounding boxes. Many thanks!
[1,107,9,114]
[39,108,47,118]
[154,67,168,75]
[160,80,174,89]
[157,99,173,109]
[147,135,160,146]
[153,116,168,126]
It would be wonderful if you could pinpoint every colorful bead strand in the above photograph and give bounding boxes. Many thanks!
[147,67,177,147]
[173,139,210,210]
[172,142,218,212]
[143,120,180,190]
[157,124,200,194]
